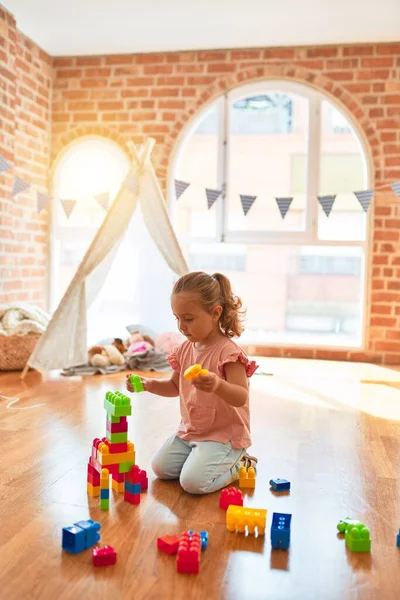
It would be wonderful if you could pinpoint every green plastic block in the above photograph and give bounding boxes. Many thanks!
[109,415,121,424]
[337,518,363,533]
[106,431,128,444]
[130,374,144,393]
[104,391,132,417]
[345,523,371,552]
[100,499,109,510]
[119,461,135,473]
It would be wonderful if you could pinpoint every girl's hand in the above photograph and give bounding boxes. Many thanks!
[191,371,220,394]
[125,374,151,392]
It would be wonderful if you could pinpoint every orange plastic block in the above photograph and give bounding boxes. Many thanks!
[183,364,209,381]
[100,468,109,489]
[226,505,266,536]
[87,483,100,497]
[239,466,256,489]
[112,479,124,493]
[97,441,135,466]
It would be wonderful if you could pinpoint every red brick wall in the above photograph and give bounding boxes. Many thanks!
[51,44,400,363]
[0,7,52,308]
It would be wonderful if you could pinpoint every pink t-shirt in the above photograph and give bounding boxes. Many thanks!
[167,337,258,449]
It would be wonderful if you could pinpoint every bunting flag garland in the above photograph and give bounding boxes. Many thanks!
[94,191,110,212]
[175,179,190,200]
[317,194,336,218]
[391,180,400,198]
[61,199,77,219]
[0,155,11,174]
[240,194,257,216]
[205,188,222,210]
[354,189,374,213]
[37,191,51,213]
[124,176,140,195]
[275,197,293,219]
[11,176,30,198]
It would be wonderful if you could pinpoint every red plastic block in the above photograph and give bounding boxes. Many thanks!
[126,464,141,484]
[140,469,148,491]
[87,473,100,486]
[124,489,140,505]
[92,545,117,566]
[177,532,201,574]
[219,487,243,511]
[157,535,180,555]
[102,438,128,454]
[87,462,97,477]
[112,471,125,483]
[106,417,128,433]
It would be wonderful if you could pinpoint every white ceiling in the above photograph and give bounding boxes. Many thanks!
[3,0,400,57]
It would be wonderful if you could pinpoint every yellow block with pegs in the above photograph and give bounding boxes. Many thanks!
[87,483,100,497]
[226,505,266,536]
[184,363,209,381]
[239,466,256,489]
[97,441,135,467]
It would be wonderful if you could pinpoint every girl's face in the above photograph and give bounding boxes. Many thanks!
[171,292,222,343]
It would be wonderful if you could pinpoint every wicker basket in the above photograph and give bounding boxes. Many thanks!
[0,333,41,371]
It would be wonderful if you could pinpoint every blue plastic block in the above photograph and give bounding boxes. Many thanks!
[74,519,101,548]
[100,489,110,500]
[200,531,208,550]
[271,512,292,550]
[125,481,141,495]
[62,525,86,554]
[269,479,291,492]
[397,530,400,547]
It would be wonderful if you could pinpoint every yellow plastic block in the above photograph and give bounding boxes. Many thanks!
[97,441,135,466]
[184,364,209,381]
[239,466,256,489]
[87,483,100,497]
[112,479,125,493]
[100,468,109,489]
[226,505,266,536]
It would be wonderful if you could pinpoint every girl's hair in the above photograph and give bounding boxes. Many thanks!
[172,271,245,338]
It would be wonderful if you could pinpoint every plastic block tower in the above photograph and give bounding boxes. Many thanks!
[271,512,292,550]
[226,505,267,536]
[62,519,101,554]
[219,487,243,510]
[177,531,201,574]
[239,466,256,489]
[87,390,147,503]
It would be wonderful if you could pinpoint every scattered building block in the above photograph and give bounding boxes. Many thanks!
[397,530,400,547]
[157,535,180,555]
[239,466,256,489]
[226,505,266,536]
[345,523,371,552]
[337,518,363,533]
[62,519,101,554]
[177,531,201,574]
[189,530,209,550]
[219,487,243,510]
[93,545,117,566]
[269,479,291,492]
[271,512,292,550]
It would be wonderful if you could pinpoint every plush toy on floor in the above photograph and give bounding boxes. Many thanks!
[88,339,125,368]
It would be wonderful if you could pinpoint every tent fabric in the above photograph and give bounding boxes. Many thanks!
[27,140,188,372]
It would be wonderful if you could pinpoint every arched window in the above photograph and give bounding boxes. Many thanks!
[172,81,370,348]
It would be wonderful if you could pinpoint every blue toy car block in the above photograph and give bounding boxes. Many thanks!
[271,512,292,550]
[124,481,141,495]
[100,489,110,500]
[62,525,86,554]
[74,519,101,548]
[269,478,291,492]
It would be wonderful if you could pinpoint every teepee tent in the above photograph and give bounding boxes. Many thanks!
[22,138,188,376]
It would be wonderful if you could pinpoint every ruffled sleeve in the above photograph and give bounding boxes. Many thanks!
[166,345,181,373]
[218,351,258,379]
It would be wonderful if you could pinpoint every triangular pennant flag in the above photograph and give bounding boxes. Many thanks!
[11,176,30,198]
[240,194,257,216]
[391,180,400,198]
[354,189,374,213]
[317,194,336,218]
[175,179,190,200]
[275,197,293,219]
[124,176,140,195]
[94,191,110,211]
[61,199,77,219]
[37,191,51,213]
[0,155,11,174]
[205,188,222,210]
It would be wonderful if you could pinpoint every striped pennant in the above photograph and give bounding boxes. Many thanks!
[11,176,30,198]
[94,191,110,211]
[354,189,374,213]
[175,179,190,200]
[37,191,51,213]
[124,176,140,195]
[391,180,400,198]
[317,194,336,218]
[61,199,77,219]
[205,188,221,210]
[240,194,257,216]
[0,155,11,174]
[275,197,293,219]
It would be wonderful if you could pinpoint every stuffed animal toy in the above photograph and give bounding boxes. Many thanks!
[125,331,155,358]
[88,339,125,368]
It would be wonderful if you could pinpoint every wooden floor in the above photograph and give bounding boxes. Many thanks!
[1,358,400,600]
